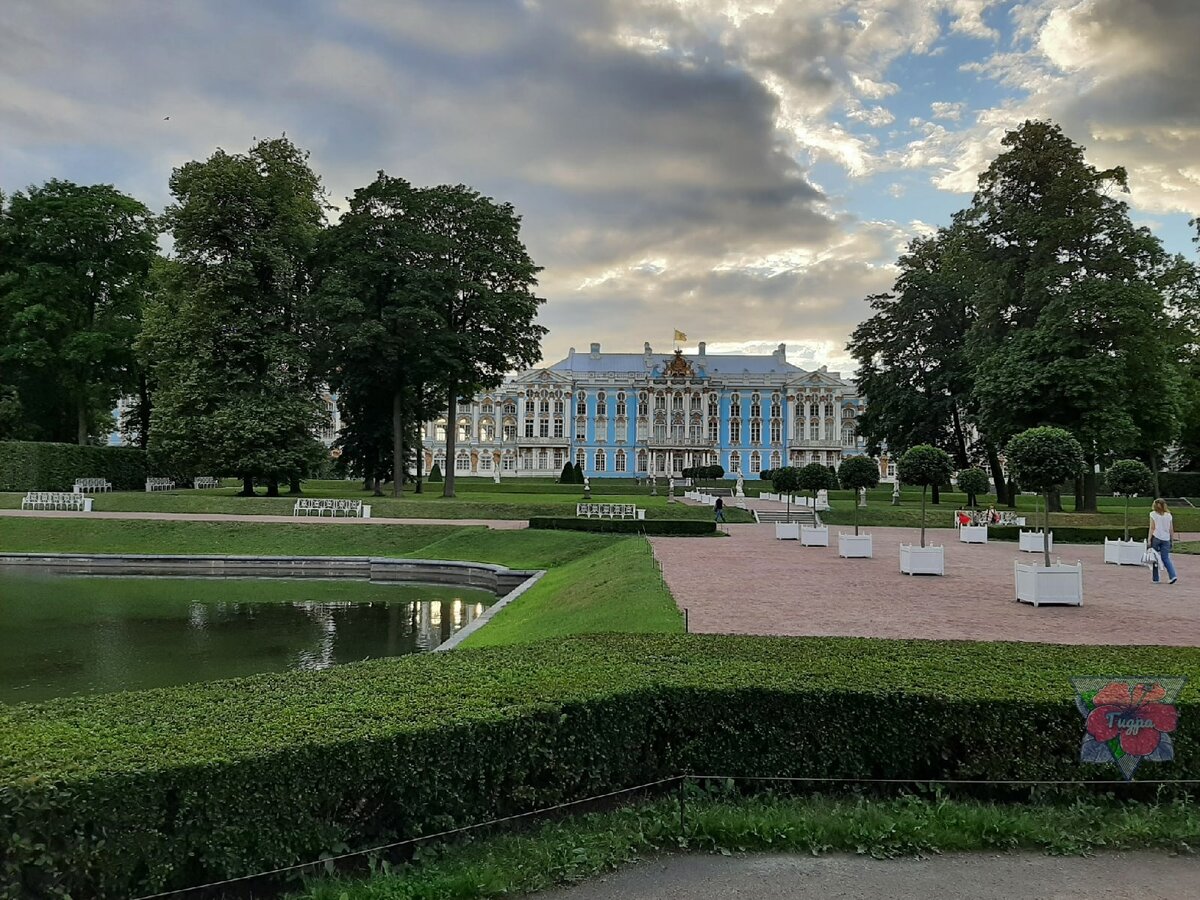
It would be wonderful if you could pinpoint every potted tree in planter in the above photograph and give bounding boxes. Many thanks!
[1103,458,1153,566]
[1006,427,1085,605]
[837,455,879,558]
[797,462,834,546]
[956,467,991,544]
[771,466,802,539]
[896,444,953,575]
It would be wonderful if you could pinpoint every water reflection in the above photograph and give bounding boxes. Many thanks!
[0,576,492,704]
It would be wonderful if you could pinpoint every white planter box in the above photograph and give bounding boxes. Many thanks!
[959,525,988,544]
[82,498,93,512]
[1103,538,1143,566]
[801,525,829,547]
[1014,560,1082,606]
[361,505,372,519]
[838,533,873,558]
[900,544,944,575]
[775,523,800,540]
[1018,530,1053,553]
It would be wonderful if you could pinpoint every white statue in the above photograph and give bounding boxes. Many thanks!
[735,471,745,497]
[858,486,867,508]
[493,466,501,485]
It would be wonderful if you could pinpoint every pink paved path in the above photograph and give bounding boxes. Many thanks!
[0,509,526,530]
[650,525,1200,646]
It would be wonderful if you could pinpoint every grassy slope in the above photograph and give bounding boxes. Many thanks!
[462,537,682,647]
[296,793,1200,900]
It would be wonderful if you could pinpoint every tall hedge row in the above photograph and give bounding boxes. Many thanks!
[2,634,1197,898]
[1157,471,1200,498]
[0,441,146,491]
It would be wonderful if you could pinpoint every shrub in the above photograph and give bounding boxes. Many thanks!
[559,461,573,484]
[428,462,443,483]
[956,467,990,509]
[796,463,836,517]
[759,468,773,481]
[1158,471,1200,497]
[989,526,1130,544]
[0,440,157,491]
[2,634,1197,898]
[837,456,880,536]
[769,467,802,523]
[528,517,715,535]
[896,445,954,548]
[1005,428,1085,567]
[1106,460,1154,541]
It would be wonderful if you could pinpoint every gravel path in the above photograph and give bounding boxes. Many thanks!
[536,852,1200,900]
[651,525,1199,646]
[0,509,526,529]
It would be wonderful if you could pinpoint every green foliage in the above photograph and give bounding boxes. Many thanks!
[759,468,773,481]
[0,181,158,444]
[897,445,954,546]
[988,525,1131,544]
[1005,427,1086,563]
[956,467,990,508]
[145,138,327,490]
[1104,459,1154,540]
[559,461,573,483]
[837,456,881,535]
[3,634,1198,897]
[770,466,801,495]
[528,517,715,535]
[0,440,188,491]
[1158,471,1200,495]
[428,462,444,483]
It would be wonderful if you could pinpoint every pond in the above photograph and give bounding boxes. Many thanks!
[0,574,493,704]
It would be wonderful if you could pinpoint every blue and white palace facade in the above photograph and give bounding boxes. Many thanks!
[421,341,869,479]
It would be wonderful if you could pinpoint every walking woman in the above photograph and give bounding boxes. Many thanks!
[1148,498,1178,585]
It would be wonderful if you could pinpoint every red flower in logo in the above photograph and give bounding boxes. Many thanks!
[1085,681,1179,756]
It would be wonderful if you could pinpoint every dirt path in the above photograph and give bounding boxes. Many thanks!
[650,524,1200,646]
[536,851,1199,900]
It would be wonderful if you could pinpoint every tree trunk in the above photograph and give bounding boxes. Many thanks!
[1048,489,1062,513]
[415,429,424,495]
[443,383,458,498]
[265,479,280,497]
[931,483,940,505]
[289,477,302,494]
[1083,469,1098,513]
[950,404,969,469]
[1043,491,1052,568]
[1149,448,1161,497]
[1073,475,1085,512]
[137,372,151,450]
[362,475,372,492]
[373,477,383,497]
[986,443,1008,506]
[77,397,89,445]
[240,476,255,497]
[392,389,404,499]
[920,486,927,548]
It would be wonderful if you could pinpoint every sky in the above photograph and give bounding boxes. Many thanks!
[4,0,1200,375]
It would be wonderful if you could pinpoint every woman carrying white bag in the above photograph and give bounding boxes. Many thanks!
[1146,498,1178,585]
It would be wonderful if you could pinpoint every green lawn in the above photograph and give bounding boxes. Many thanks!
[0,518,682,642]
[0,478,754,521]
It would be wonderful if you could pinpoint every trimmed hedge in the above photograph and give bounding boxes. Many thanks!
[0,441,153,492]
[989,526,1133,544]
[1158,472,1200,497]
[2,635,1197,898]
[528,517,716,535]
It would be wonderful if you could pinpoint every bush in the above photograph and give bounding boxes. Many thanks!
[528,517,716,535]
[956,467,990,508]
[1158,472,1200,497]
[428,462,443,483]
[989,525,1132,544]
[0,440,159,491]
[3,634,1197,897]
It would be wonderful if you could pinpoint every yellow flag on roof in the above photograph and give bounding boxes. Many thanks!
[673,329,687,342]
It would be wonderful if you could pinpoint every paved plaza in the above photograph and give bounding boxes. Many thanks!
[651,524,1200,646]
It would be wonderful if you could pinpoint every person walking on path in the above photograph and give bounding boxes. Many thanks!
[714,496,725,523]
[1148,498,1178,584]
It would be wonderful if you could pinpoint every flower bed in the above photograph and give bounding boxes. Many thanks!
[3,634,1197,898]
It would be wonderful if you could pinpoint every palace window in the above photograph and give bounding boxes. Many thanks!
[479,454,492,471]
[810,424,819,441]
[654,392,665,410]
[637,418,648,441]
[481,400,494,415]
[595,449,606,472]
[730,394,741,418]
[576,449,586,470]
[824,402,835,417]
[691,392,701,410]
[554,449,564,469]
[750,393,761,418]
[554,399,564,416]
[576,391,587,416]
[502,453,515,471]
[479,420,495,442]
[690,420,702,443]
[672,392,683,411]
[576,418,587,442]
[615,449,626,472]
[770,394,781,418]
[887,460,896,478]
[502,419,517,441]
[750,451,761,474]
[595,417,607,443]
[770,450,781,470]
[457,419,471,442]
[524,419,534,438]
[708,394,718,417]
[616,392,626,417]
[637,449,647,472]
[456,453,471,473]
[770,420,781,444]
[842,428,854,446]
[708,419,718,442]
[596,392,607,417]
[504,401,516,417]
[554,419,564,438]
[539,419,549,438]
[436,423,447,442]
[750,420,762,444]
[539,398,550,416]
[616,418,628,442]
[537,449,549,470]
[729,451,741,473]
[731,419,741,444]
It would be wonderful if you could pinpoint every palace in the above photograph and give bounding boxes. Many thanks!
[421,341,868,479]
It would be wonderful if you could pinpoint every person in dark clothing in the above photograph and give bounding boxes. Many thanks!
[714,496,725,523]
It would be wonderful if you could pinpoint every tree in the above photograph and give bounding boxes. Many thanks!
[1005,427,1085,567]
[770,466,801,523]
[797,462,836,520]
[1106,459,1154,541]
[428,461,443,483]
[415,184,547,498]
[560,460,574,483]
[956,467,990,509]
[146,138,327,496]
[838,456,880,536]
[896,445,954,548]
[965,121,1180,511]
[313,173,446,497]
[0,180,157,443]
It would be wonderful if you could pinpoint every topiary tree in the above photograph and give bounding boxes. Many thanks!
[956,467,990,509]
[838,456,880,536]
[428,461,443,483]
[1105,458,1154,541]
[707,463,725,486]
[1004,427,1085,567]
[760,468,774,482]
[771,466,802,523]
[797,462,836,520]
[559,460,573,484]
[896,445,954,548]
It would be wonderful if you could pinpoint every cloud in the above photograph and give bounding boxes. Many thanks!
[930,100,966,121]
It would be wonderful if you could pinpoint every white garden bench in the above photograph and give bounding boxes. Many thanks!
[193,477,220,489]
[22,491,93,512]
[145,477,176,492]
[72,478,112,493]
[576,502,645,520]
[293,498,372,518]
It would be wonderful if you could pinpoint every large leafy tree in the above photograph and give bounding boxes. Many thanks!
[415,185,547,498]
[314,173,446,497]
[0,181,157,443]
[964,121,1180,510]
[145,138,327,495]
